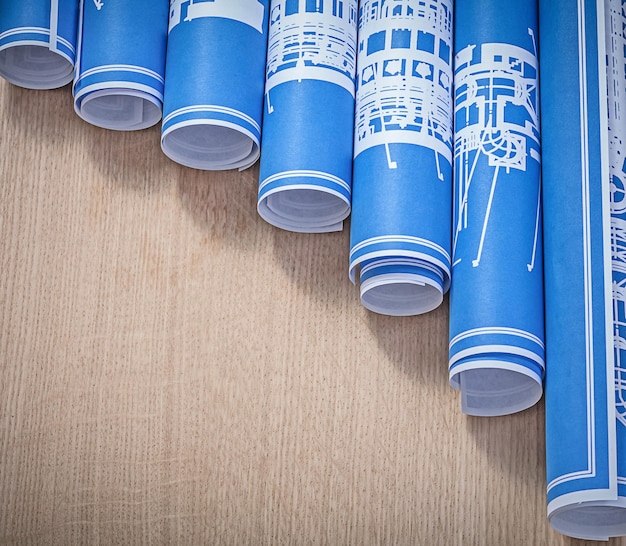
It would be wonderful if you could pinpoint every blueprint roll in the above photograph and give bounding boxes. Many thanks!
[257,0,357,233]
[161,0,270,171]
[541,0,626,539]
[72,0,169,131]
[0,0,78,89]
[448,0,544,416]
[349,0,453,316]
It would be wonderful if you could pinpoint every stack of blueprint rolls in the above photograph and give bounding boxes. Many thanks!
[0,0,626,540]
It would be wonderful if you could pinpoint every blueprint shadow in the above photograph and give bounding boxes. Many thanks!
[454,401,554,544]
[466,397,546,485]
[270,218,451,392]
[83,121,172,196]
[2,80,173,196]
[268,214,455,396]
[365,294,451,391]
[83,122,171,194]
[177,162,274,251]
[269,222,354,310]
[2,81,269,251]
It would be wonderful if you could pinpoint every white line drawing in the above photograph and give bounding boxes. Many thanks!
[353,0,453,171]
[547,0,599,492]
[265,0,357,102]
[453,39,540,269]
[93,0,104,10]
[607,0,626,427]
[169,0,266,33]
[472,164,499,267]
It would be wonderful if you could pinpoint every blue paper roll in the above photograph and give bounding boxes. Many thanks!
[161,0,270,171]
[257,0,357,233]
[73,0,169,131]
[349,0,453,316]
[448,0,544,416]
[0,0,78,89]
[541,0,626,539]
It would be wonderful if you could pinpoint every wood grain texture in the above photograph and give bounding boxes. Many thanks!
[0,79,622,546]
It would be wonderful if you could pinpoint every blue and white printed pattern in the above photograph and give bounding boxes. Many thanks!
[447,0,544,416]
[73,0,169,131]
[0,0,78,89]
[349,0,453,316]
[169,0,266,32]
[542,0,626,539]
[607,0,626,509]
[257,0,358,233]
[264,0,357,94]
[161,0,269,170]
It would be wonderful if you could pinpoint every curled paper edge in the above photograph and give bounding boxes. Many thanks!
[0,43,73,90]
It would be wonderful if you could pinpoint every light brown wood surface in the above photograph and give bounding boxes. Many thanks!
[0,79,622,546]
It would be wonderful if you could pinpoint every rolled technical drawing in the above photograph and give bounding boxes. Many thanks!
[257,0,357,233]
[541,0,626,539]
[348,0,453,316]
[447,0,544,416]
[161,0,269,171]
[72,0,169,131]
[0,0,78,89]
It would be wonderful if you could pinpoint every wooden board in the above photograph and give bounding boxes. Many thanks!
[0,80,622,545]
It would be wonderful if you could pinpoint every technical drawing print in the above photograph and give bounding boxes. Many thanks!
[447,0,544,417]
[541,3,626,536]
[257,0,358,233]
[348,0,454,316]
[354,0,453,172]
[607,0,626,428]
[453,39,540,271]
[265,0,357,98]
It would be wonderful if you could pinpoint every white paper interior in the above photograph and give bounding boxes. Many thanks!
[550,502,626,541]
[259,188,348,232]
[0,44,73,89]
[162,124,257,171]
[78,90,161,131]
[360,275,443,316]
[456,367,542,416]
